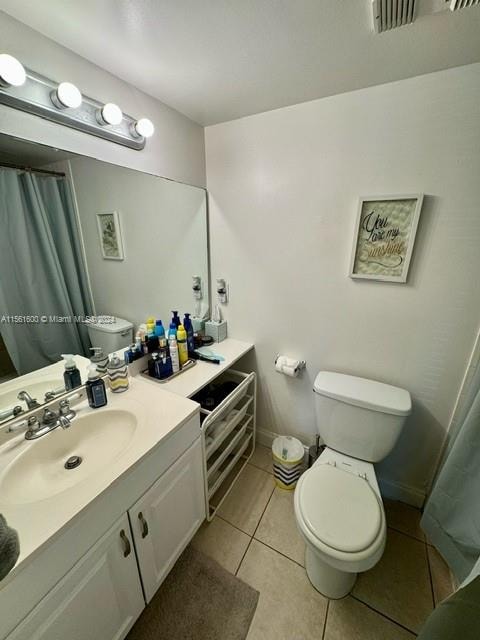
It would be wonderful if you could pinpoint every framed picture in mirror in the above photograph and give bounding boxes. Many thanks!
[96,211,124,260]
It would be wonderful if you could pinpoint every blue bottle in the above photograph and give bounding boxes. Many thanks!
[171,310,181,329]
[155,319,165,339]
[168,321,177,340]
[183,313,195,354]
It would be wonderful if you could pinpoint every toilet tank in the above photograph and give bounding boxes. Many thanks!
[313,371,411,463]
[86,316,133,356]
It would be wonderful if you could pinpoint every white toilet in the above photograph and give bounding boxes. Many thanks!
[86,316,134,356]
[294,371,411,599]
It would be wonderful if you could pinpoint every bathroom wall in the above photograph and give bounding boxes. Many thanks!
[65,156,208,328]
[205,63,480,505]
[0,12,205,187]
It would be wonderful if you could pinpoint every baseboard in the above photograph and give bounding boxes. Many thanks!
[255,427,426,508]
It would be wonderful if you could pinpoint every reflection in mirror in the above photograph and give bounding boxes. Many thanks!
[0,134,209,421]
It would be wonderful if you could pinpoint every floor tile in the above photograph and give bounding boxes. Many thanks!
[217,464,275,535]
[249,444,273,474]
[190,516,251,575]
[427,545,455,605]
[255,487,305,566]
[325,596,416,640]
[383,499,425,542]
[238,540,328,640]
[353,528,433,633]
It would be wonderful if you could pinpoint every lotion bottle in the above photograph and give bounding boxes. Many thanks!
[168,334,180,373]
[177,324,188,367]
[86,364,107,408]
[62,354,82,390]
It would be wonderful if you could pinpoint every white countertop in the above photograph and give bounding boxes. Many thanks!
[0,377,198,579]
[135,338,253,398]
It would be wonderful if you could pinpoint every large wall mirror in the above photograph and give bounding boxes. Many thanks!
[0,133,209,423]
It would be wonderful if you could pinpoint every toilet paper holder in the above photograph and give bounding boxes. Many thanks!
[274,354,306,376]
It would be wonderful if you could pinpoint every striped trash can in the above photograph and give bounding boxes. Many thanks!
[272,436,305,490]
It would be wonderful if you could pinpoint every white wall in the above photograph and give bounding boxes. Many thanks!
[66,156,208,330]
[0,12,205,187]
[206,63,480,505]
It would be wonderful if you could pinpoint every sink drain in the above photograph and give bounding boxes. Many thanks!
[64,455,82,470]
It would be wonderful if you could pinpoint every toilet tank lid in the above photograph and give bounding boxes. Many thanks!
[313,371,411,417]
[85,316,133,334]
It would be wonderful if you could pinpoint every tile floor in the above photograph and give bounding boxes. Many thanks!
[191,445,455,639]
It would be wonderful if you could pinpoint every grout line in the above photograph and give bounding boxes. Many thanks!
[217,513,253,537]
[251,538,305,569]
[350,595,417,636]
[386,525,426,546]
[233,482,276,577]
[321,599,330,640]
[425,539,437,608]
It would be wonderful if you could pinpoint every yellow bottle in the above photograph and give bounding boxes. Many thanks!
[146,316,155,335]
[177,324,188,366]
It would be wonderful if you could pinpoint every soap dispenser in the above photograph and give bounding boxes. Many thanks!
[171,310,181,329]
[86,364,107,408]
[183,313,195,354]
[62,354,82,391]
[89,347,109,375]
[107,354,129,393]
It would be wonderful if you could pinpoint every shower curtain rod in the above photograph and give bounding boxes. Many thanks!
[0,161,65,177]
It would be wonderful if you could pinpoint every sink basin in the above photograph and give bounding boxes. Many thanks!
[0,377,65,417]
[0,409,137,504]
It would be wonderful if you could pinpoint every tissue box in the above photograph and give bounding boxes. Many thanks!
[205,320,227,343]
[192,318,206,333]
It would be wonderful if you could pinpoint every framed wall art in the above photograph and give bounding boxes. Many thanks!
[96,211,124,260]
[349,194,423,283]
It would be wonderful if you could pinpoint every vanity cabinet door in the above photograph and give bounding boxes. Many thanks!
[129,436,205,602]
[8,514,144,640]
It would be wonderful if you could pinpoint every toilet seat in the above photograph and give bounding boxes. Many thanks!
[297,464,382,553]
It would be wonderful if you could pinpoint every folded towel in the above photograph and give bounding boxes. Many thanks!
[0,514,20,581]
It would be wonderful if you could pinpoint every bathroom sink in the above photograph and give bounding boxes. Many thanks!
[0,409,137,504]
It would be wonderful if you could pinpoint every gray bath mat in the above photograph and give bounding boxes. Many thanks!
[127,545,259,640]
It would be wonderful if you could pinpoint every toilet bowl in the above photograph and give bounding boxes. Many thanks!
[294,449,386,598]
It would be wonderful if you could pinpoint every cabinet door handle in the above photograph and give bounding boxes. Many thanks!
[120,529,131,557]
[138,512,149,538]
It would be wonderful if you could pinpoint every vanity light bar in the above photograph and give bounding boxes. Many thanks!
[0,54,154,150]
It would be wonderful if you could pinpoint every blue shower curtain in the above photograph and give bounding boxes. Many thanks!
[421,361,480,582]
[0,167,93,374]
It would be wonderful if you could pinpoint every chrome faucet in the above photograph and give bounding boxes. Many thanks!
[17,390,41,410]
[24,399,76,440]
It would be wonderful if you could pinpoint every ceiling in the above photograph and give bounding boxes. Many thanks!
[0,134,77,167]
[1,0,479,126]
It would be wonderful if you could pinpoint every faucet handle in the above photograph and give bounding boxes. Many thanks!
[59,398,70,415]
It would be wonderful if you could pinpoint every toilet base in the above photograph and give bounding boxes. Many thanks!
[305,546,357,599]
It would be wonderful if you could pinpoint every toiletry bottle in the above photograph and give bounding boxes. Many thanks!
[148,353,161,379]
[124,343,135,364]
[168,334,180,373]
[85,364,107,408]
[183,313,195,354]
[146,316,156,336]
[147,334,159,353]
[89,347,109,375]
[154,319,165,339]
[159,338,173,379]
[177,324,188,366]
[168,321,177,340]
[135,331,143,354]
[62,354,82,390]
[107,354,129,393]
[171,310,181,329]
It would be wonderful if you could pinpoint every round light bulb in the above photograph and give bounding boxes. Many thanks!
[134,117,154,138]
[53,82,82,109]
[98,102,123,126]
[0,54,26,87]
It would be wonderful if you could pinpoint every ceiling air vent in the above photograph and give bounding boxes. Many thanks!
[448,0,480,10]
[372,0,417,32]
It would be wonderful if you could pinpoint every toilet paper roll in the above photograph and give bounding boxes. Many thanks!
[281,364,299,377]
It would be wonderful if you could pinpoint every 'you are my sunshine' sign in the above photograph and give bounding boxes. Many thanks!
[349,194,423,283]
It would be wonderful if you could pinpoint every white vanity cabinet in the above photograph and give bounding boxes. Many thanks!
[129,437,204,602]
[7,514,144,640]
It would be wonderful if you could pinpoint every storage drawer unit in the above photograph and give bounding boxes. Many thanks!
[194,369,256,520]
